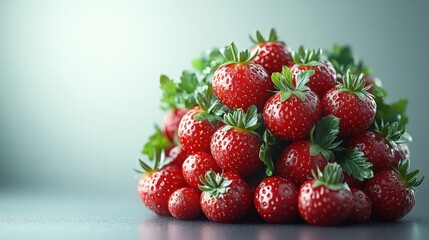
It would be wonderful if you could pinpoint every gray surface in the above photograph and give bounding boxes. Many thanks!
[1,190,429,240]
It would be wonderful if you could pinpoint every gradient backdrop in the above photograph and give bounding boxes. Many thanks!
[1,0,428,215]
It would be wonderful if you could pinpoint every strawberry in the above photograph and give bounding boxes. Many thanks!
[392,143,410,170]
[347,121,408,172]
[263,66,322,141]
[291,47,337,98]
[253,176,298,223]
[250,29,294,75]
[168,187,202,220]
[210,105,262,178]
[212,42,273,110]
[178,85,224,153]
[199,170,252,223]
[162,108,187,142]
[136,150,187,216]
[346,188,372,224]
[275,116,342,187]
[182,152,221,188]
[164,145,189,168]
[298,163,352,225]
[322,70,376,136]
[365,159,424,221]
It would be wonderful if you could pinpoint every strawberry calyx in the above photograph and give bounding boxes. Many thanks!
[271,66,314,102]
[199,170,233,198]
[338,69,373,101]
[194,84,224,125]
[250,28,278,44]
[312,163,349,191]
[291,46,322,66]
[223,105,260,133]
[337,148,374,181]
[259,130,277,177]
[396,159,424,189]
[309,115,343,161]
[135,149,172,174]
[222,42,258,64]
[373,120,412,151]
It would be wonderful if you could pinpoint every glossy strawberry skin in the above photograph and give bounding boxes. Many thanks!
[292,60,337,98]
[168,187,202,220]
[182,152,221,188]
[165,145,189,168]
[138,165,187,216]
[322,88,376,136]
[348,131,395,172]
[346,188,372,224]
[263,92,322,141]
[254,176,298,223]
[365,170,415,221]
[200,172,252,223]
[275,141,328,187]
[162,108,188,142]
[210,126,262,178]
[392,143,410,169]
[343,173,366,190]
[178,106,220,154]
[212,63,273,110]
[298,179,352,225]
[251,42,294,76]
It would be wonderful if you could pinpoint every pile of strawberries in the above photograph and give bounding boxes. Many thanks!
[136,29,423,225]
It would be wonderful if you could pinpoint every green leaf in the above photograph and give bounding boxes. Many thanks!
[179,71,198,93]
[259,130,277,176]
[337,148,373,181]
[159,75,177,110]
[375,98,409,129]
[141,127,171,160]
[192,48,225,78]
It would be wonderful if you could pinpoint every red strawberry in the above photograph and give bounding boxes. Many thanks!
[365,159,424,221]
[291,47,337,98]
[199,171,252,223]
[178,85,224,153]
[168,187,202,220]
[182,152,221,188]
[275,116,342,187]
[343,173,366,190]
[348,121,407,172]
[164,145,189,167]
[392,143,410,170]
[212,42,274,110]
[263,66,322,141]
[346,188,372,224]
[322,70,376,136]
[136,151,187,216]
[210,105,262,178]
[250,29,294,75]
[298,163,352,225]
[254,176,298,223]
[162,108,187,142]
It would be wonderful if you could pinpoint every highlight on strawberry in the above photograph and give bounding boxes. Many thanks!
[135,29,423,225]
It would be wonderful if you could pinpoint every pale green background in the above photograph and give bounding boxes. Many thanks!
[1,0,428,219]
